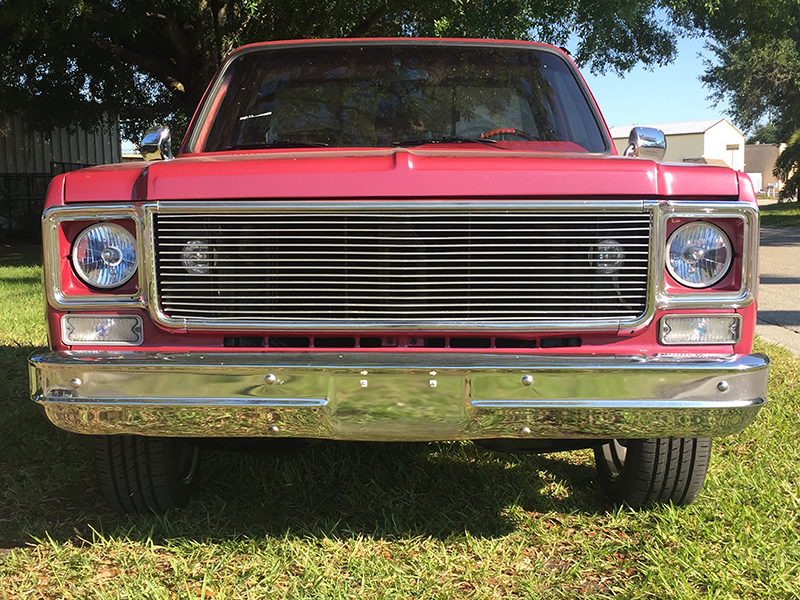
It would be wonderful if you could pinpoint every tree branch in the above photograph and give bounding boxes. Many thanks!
[89,37,188,104]
[348,4,393,37]
[145,12,190,65]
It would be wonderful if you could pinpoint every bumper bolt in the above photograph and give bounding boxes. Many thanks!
[70,378,81,388]
[717,381,729,392]
[520,426,532,435]
[265,374,277,385]
[269,425,280,433]
[521,375,533,386]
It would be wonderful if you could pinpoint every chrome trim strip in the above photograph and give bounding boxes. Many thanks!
[151,199,648,214]
[30,350,769,441]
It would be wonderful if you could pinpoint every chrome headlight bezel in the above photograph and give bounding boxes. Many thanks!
[666,221,733,289]
[71,222,138,290]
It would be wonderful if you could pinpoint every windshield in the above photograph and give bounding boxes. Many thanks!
[197,42,608,153]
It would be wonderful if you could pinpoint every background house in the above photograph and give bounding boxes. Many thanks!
[744,143,786,195]
[0,114,121,238]
[121,139,144,163]
[609,119,745,171]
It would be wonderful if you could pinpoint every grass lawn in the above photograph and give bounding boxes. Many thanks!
[1,246,798,599]
[759,200,800,227]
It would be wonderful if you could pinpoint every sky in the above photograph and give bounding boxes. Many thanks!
[574,36,733,130]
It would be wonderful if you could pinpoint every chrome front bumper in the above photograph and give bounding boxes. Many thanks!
[29,351,769,441]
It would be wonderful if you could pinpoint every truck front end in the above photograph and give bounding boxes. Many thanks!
[29,39,768,513]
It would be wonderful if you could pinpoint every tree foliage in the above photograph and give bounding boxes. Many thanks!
[699,1,800,200]
[0,0,696,143]
[775,129,800,201]
[703,36,800,140]
[746,123,780,145]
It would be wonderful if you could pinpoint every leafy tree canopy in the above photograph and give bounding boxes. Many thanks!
[698,0,800,199]
[0,0,700,143]
[703,36,800,141]
[745,122,781,145]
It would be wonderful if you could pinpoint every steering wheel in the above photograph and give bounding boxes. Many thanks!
[479,128,538,141]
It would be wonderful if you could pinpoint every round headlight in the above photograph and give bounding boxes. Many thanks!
[72,223,137,289]
[666,222,732,288]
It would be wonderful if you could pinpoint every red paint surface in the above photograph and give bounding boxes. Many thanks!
[58,150,740,204]
[46,305,744,356]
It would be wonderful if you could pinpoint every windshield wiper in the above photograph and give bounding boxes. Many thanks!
[394,136,499,148]
[228,141,330,150]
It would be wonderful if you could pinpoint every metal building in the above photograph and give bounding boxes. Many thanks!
[0,114,121,237]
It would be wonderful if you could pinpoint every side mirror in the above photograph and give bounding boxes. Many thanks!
[623,127,666,162]
[140,126,173,161]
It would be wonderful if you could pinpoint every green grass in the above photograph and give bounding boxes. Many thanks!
[0,244,46,347]
[1,249,798,598]
[759,201,800,227]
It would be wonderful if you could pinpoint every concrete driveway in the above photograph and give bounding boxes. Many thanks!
[756,224,800,355]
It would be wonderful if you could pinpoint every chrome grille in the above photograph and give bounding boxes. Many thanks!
[152,207,652,323]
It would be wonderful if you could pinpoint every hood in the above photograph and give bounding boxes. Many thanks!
[60,148,742,203]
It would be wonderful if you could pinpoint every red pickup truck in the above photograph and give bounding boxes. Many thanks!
[29,38,768,514]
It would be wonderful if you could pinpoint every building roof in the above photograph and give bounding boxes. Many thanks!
[609,119,741,139]
[680,157,730,167]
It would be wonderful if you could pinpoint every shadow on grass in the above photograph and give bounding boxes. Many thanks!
[0,244,42,268]
[0,275,42,288]
[2,343,603,550]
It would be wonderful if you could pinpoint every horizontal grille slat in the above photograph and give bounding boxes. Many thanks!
[153,307,645,315]
[153,208,652,322]
[161,295,648,303]
[156,218,650,227]
[158,262,649,270]
[157,256,650,262]
[158,287,647,294]
[156,247,651,254]
[157,309,647,318]
[155,272,648,280]
[156,235,650,242]
[158,264,649,270]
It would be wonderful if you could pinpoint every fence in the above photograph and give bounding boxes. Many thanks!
[0,162,89,240]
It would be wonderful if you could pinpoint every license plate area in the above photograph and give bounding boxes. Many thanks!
[330,372,468,440]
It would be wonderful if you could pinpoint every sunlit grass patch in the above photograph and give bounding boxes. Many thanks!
[760,201,800,227]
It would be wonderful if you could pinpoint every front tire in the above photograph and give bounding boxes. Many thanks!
[594,438,711,508]
[94,435,201,514]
